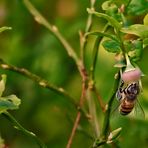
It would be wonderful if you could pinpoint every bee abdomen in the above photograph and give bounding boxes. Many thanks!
[119,100,134,115]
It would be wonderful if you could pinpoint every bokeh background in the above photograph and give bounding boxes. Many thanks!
[0,0,148,148]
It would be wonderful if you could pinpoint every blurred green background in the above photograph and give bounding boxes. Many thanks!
[0,0,148,148]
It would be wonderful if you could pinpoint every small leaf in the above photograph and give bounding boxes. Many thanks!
[102,39,121,53]
[121,24,148,39]
[0,95,21,114]
[127,0,148,15]
[0,27,12,33]
[87,8,121,31]
[0,75,7,97]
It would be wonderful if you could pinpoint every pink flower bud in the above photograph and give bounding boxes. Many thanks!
[122,68,141,83]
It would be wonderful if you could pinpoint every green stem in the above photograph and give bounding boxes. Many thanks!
[23,0,80,66]
[90,23,109,82]
[2,112,47,148]
[80,0,96,67]
[101,71,120,140]
[0,59,77,108]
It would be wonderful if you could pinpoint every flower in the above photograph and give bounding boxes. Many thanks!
[122,68,141,83]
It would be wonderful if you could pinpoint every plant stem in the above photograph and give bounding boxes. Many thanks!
[92,72,120,147]
[0,59,77,108]
[80,0,96,67]
[101,71,120,140]
[66,67,87,148]
[2,112,47,148]
[66,1,97,147]
[90,23,109,81]
[23,0,80,66]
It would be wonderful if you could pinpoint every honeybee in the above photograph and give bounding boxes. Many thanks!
[116,80,142,115]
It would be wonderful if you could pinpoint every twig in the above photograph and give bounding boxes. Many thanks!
[2,112,47,148]
[80,0,96,64]
[23,0,80,66]
[66,67,87,148]
[0,59,77,107]
[66,1,97,147]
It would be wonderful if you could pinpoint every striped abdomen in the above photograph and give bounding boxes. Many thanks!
[119,99,135,115]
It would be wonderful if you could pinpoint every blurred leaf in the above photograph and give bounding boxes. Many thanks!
[121,24,148,39]
[144,14,148,25]
[127,0,148,15]
[87,8,121,30]
[0,27,12,33]
[102,39,121,53]
[0,75,6,97]
[0,95,21,114]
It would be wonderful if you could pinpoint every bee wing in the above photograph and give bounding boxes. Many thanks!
[111,96,121,118]
[133,98,145,119]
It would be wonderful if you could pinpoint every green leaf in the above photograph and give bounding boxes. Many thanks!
[127,0,148,15]
[144,14,148,25]
[85,31,119,42]
[87,8,121,31]
[0,75,7,97]
[121,24,148,39]
[102,39,121,53]
[0,95,21,113]
[0,27,12,33]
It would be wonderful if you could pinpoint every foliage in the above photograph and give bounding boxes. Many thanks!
[0,0,148,148]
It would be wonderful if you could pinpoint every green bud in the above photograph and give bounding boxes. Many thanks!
[107,127,122,143]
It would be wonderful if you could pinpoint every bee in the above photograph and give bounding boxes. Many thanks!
[116,80,140,115]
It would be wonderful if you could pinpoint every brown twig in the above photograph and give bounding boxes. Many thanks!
[0,59,77,108]
[66,0,97,147]
[66,66,87,148]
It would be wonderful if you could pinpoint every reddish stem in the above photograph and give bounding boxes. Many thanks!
[66,65,87,148]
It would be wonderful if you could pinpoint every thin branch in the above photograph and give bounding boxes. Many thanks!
[93,72,120,147]
[85,0,96,33]
[66,1,97,147]
[66,67,87,148]
[2,112,47,148]
[80,0,96,64]
[23,0,80,66]
[90,23,109,81]
[101,71,120,139]
[0,59,77,108]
